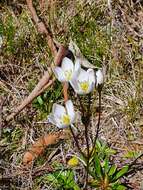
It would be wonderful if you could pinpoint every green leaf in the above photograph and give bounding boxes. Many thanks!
[37,96,44,105]
[96,140,102,151]
[108,164,117,176]
[103,157,110,173]
[94,155,102,178]
[46,174,57,182]
[105,147,116,155]
[116,185,127,190]
[88,179,99,188]
[114,166,129,180]
[123,150,141,159]
[110,182,127,190]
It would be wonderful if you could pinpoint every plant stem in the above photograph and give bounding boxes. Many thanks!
[63,82,69,102]
[90,90,102,157]
[84,94,92,189]
[84,121,89,190]
[84,158,89,190]
[69,125,85,159]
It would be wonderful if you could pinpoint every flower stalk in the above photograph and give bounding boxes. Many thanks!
[48,53,104,189]
[90,89,102,157]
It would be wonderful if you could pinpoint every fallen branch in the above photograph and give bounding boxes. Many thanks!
[6,46,67,122]
[26,0,57,57]
[4,0,69,122]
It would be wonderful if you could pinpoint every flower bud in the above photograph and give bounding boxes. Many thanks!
[96,69,104,87]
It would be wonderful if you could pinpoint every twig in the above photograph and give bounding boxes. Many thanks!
[5,46,67,122]
[4,0,68,122]
[26,0,57,57]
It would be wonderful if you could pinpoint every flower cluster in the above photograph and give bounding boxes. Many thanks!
[54,57,97,95]
[48,56,104,128]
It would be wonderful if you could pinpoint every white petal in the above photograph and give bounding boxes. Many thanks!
[78,68,88,82]
[57,124,69,128]
[87,69,96,84]
[74,59,81,72]
[54,117,66,128]
[76,89,87,95]
[48,114,56,125]
[55,116,69,128]
[65,100,75,123]
[61,57,74,72]
[52,103,66,119]
[72,59,81,81]
[54,67,66,82]
[87,69,96,93]
[96,69,104,86]
[70,79,79,93]
[87,82,95,93]
[70,79,89,95]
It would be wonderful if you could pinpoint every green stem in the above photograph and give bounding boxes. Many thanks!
[84,158,89,190]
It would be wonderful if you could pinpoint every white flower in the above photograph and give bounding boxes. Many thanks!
[96,69,104,87]
[53,57,80,82]
[70,68,96,95]
[48,100,75,128]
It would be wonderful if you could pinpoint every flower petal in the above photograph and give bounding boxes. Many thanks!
[96,69,104,86]
[72,58,81,81]
[48,114,56,125]
[65,100,75,123]
[78,68,88,82]
[54,67,66,82]
[87,81,95,93]
[87,69,96,84]
[61,57,74,72]
[87,69,96,93]
[54,117,66,128]
[52,103,66,119]
[70,79,79,93]
[55,116,70,128]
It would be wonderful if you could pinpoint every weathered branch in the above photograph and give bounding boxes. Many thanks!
[6,46,67,122]
[4,0,70,122]
[26,0,57,56]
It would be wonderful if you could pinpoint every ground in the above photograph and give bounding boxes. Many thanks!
[0,0,143,189]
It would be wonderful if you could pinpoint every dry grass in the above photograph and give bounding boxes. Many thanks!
[0,0,143,189]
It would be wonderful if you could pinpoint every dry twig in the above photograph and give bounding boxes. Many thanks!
[6,46,67,122]
[5,1,68,122]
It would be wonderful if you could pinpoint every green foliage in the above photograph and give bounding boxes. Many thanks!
[88,140,129,189]
[123,150,142,159]
[0,127,23,161]
[36,170,80,190]
[32,81,63,119]
[2,127,23,144]
[4,14,16,53]
[69,12,110,67]
[1,1,143,190]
